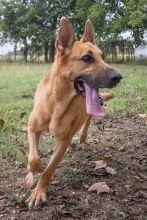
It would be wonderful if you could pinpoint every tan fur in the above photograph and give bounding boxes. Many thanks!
[26,17,117,207]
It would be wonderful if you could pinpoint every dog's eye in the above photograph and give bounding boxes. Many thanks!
[81,54,95,63]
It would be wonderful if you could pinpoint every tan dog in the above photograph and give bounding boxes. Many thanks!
[26,17,122,207]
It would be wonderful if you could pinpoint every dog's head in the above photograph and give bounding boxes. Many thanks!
[55,17,122,116]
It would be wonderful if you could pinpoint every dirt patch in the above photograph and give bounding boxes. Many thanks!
[0,116,147,220]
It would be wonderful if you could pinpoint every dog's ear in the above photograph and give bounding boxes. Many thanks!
[56,17,75,52]
[80,20,95,44]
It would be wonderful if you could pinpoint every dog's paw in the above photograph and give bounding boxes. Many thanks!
[28,156,42,173]
[25,172,36,189]
[26,186,47,208]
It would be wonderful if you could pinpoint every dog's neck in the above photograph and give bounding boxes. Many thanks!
[50,54,77,101]
[47,54,85,124]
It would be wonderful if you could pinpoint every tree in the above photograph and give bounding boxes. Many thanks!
[26,0,76,62]
[0,0,146,62]
[106,0,147,46]
[0,0,73,62]
[0,0,31,62]
[75,0,147,46]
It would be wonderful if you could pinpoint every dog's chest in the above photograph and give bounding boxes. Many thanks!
[49,97,87,136]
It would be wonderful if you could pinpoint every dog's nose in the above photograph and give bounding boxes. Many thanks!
[110,71,122,83]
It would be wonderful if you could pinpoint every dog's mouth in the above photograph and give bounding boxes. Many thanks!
[74,78,105,117]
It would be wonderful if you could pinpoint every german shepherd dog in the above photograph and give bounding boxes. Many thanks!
[26,17,122,207]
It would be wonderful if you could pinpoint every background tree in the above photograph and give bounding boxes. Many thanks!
[19,0,76,62]
[0,0,146,62]
[0,0,31,62]
[75,0,147,45]
[0,0,76,62]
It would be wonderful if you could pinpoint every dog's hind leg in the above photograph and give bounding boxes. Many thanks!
[79,115,92,143]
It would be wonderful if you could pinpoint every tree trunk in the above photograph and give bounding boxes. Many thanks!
[49,39,55,63]
[122,40,125,62]
[23,38,28,62]
[14,43,17,61]
[111,42,114,63]
[44,43,49,62]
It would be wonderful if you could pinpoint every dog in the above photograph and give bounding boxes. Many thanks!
[26,17,122,207]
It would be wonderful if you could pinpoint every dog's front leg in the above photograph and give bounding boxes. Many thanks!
[26,135,72,207]
[27,125,42,173]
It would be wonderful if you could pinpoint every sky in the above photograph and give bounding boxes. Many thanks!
[0,33,131,55]
[0,43,14,55]
[0,31,146,55]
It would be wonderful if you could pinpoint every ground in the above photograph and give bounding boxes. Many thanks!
[0,64,147,220]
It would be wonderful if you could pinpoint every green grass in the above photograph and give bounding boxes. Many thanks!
[0,63,50,161]
[0,63,50,129]
[105,64,147,116]
[0,63,147,161]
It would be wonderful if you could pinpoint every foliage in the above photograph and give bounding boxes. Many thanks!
[0,0,76,61]
[0,0,146,61]
[76,0,147,45]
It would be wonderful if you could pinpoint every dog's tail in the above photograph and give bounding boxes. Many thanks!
[101,92,115,101]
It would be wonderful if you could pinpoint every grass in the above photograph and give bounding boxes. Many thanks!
[0,63,147,161]
[0,63,50,129]
[0,63,50,161]
[105,64,147,116]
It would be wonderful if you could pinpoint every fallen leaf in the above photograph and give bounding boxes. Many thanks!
[138,113,146,118]
[106,166,116,175]
[118,146,125,152]
[104,128,110,131]
[25,172,36,189]
[138,113,147,124]
[91,156,113,170]
[0,118,4,128]
[130,176,140,187]
[92,160,107,170]
[88,182,110,193]
[102,156,113,164]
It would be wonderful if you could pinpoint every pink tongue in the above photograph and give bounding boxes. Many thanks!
[84,83,105,117]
